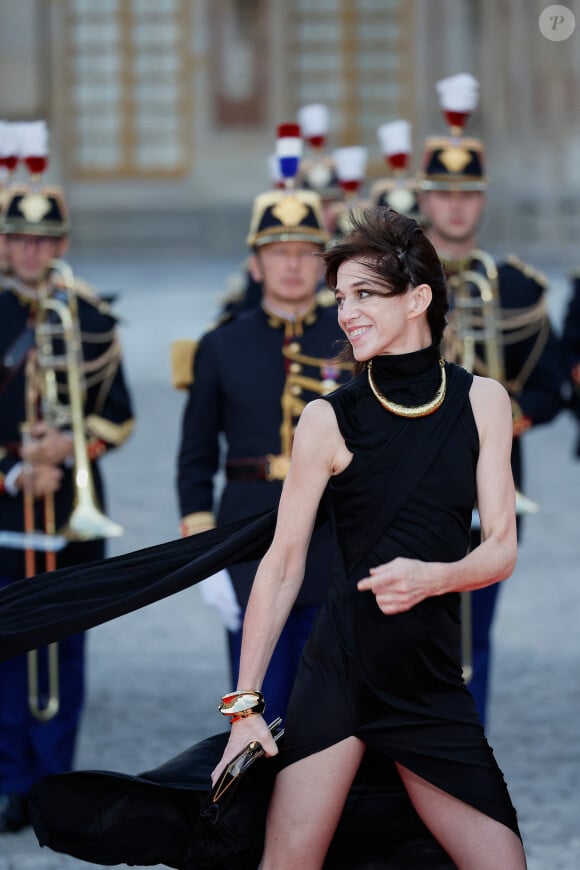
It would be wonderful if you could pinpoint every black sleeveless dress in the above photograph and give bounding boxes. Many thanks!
[280,345,520,837]
[0,347,520,865]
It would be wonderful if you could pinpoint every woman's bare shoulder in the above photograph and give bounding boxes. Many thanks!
[469,374,510,406]
[297,397,341,433]
[292,399,345,469]
[469,375,512,438]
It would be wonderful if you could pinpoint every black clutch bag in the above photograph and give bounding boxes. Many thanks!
[200,717,284,824]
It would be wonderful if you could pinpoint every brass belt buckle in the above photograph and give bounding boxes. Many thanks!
[265,453,291,481]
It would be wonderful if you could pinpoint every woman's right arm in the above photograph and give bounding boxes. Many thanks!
[211,398,345,779]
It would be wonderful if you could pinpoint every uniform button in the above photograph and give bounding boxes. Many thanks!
[291,384,302,396]
[288,342,301,353]
[290,362,302,373]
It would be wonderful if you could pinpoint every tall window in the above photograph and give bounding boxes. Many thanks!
[209,0,269,128]
[287,0,416,165]
[64,0,192,178]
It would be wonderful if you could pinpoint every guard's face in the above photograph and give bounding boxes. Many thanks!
[5,234,68,285]
[250,241,324,310]
[419,190,485,246]
[335,260,431,361]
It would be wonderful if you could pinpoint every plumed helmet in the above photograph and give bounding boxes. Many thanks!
[417,74,487,192]
[0,184,70,237]
[246,123,329,248]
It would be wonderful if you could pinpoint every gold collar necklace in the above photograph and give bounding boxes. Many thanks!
[367,357,447,418]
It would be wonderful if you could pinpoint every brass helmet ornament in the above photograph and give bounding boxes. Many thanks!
[0,120,69,238]
[418,73,487,192]
[246,123,329,249]
[1,184,70,238]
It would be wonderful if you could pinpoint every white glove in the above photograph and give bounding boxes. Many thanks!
[199,569,242,633]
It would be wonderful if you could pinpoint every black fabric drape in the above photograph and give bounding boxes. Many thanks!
[29,733,456,869]
[0,509,277,662]
[11,356,472,869]
[0,368,472,664]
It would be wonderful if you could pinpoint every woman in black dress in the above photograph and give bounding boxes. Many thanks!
[213,208,527,869]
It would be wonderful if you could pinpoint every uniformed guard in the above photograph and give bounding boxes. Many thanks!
[0,180,134,832]
[175,125,351,720]
[417,74,565,725]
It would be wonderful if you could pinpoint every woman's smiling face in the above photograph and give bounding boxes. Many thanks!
[335,259,415,361]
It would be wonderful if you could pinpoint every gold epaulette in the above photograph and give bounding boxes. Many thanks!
[170,339,198,390]
[316,287,337,308]
[73,277,123,319]
[504,255,549,289]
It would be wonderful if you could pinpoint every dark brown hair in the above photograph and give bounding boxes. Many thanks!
[323,206,448,366]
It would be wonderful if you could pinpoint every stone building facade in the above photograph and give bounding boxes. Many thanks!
[0,0,578,259]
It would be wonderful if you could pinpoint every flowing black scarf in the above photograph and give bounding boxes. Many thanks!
[0,364,472,663]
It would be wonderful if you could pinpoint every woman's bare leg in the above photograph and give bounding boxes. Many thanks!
[259,737,365,870]
[396,763,527,870]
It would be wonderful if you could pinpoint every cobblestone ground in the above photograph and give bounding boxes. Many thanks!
[1,249,578,869]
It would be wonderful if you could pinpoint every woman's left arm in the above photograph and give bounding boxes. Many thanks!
[358,376,517,613]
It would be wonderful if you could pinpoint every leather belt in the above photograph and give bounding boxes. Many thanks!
[226,454,291,482]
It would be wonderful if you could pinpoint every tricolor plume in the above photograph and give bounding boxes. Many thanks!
[435,74,479,135]
[275,123,303,187]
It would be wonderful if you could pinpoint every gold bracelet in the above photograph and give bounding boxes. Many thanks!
[219,689,265,717]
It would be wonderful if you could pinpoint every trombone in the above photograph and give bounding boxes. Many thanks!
[38,259,124,541]
[23,258,123,720]
[21,354,61,721]
[442,248,540,516]
[441,249,539,683]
